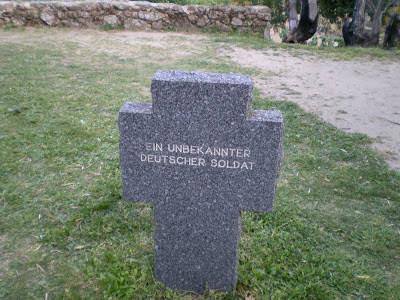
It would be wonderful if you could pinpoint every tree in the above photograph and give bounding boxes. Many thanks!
[283,0,319,43]
[288,0,299,31]
[383,1,400,48]
[383,14,400,47]
[343,0,399,46]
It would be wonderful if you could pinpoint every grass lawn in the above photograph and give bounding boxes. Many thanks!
[0,27,399,299]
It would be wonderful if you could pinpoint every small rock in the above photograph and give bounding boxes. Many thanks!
[8,107,21,114]
[216,21,232,32]
[196,15,209,27]
[40,8,57,26]
[152,21,163,30]
[124,18,150,30]
[317,36,323,47]
[188,14,198,23]
[104,15,119,26]
[231,17,243,26]
[269,27,282,44]
[138,11,163,22]
[208,9,223,20]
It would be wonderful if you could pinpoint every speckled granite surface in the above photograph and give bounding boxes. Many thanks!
[119,70,283,293]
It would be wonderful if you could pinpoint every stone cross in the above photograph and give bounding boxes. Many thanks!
[119,70,283,293]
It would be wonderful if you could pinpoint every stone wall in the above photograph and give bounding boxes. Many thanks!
[0,1,271,33]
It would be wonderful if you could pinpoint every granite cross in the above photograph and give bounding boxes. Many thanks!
[119,70,283,293]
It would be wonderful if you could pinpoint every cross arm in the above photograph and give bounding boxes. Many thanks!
[238,110,283,212]
[119,102,156,203]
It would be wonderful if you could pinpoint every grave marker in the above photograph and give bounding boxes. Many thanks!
[119,70,283,293]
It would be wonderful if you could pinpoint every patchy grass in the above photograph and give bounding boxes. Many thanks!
[99,24,125,31]
[210,31,400,60]
[0,28,399,299]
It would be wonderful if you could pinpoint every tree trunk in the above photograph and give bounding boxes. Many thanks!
[288,0,298,32]
[352,0,366,40]
[370,0,386,45]
[342,16,353,46]
[343,0,383,46]
[283,0,319,43]
[383,13,400,48]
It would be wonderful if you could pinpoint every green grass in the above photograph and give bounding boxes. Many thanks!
[0,28,399,299]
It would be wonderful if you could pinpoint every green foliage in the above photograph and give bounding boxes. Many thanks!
[3,23,19,30]
[254,0,286,24]
[384,2,400,24]
[319,0,355,21]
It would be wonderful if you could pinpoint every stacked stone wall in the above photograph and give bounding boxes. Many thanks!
[0,1,271,33]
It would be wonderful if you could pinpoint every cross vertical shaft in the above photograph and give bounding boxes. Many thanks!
[119,70,283,293]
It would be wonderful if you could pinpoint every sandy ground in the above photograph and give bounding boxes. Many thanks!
[0,29,207,60]
[1,28,399,170]
[221,47,400,170]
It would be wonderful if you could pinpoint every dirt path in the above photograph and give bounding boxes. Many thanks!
[221,47,400,170]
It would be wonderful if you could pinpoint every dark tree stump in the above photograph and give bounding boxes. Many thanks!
[283,0,319,43]
[342,17,353,46]
[384,14,400,48]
